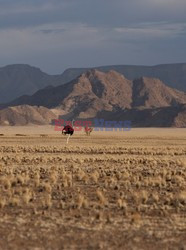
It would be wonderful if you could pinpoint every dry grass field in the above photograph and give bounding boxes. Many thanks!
[0,126,186,249]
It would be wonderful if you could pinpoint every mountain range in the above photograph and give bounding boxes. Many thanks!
[0,69,186,127]
[0,63,186,103]
[0,105,57,126]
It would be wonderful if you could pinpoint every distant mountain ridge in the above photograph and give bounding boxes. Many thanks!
[60,63,186,92]
[0,69,186,127]
[1,67,186,127]
[0,63,186,103]
[0,105,57,126]
[95,104,186,127]
[0,64,57,103]
[4,69,186,110]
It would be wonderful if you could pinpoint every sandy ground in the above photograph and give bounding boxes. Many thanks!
[0,127,185,249]
[0,125,186,137]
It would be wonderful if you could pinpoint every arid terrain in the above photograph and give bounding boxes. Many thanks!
[1,63,186,104]
[0,127,186,249]
[1,69,186,127]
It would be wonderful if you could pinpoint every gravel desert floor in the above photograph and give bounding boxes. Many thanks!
[0,126,186,249]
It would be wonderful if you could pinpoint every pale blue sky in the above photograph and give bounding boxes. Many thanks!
[0,0,186,73]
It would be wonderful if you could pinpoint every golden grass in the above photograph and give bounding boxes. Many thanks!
[0,126,185,249]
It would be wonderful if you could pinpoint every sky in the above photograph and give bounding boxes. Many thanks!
[0,0,186,74]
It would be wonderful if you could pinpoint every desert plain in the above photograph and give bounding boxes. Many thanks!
[0,126,186,249]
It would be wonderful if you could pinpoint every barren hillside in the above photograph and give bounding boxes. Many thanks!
[0,105,57,125]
